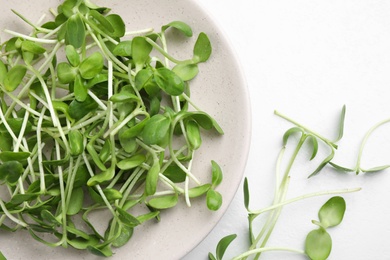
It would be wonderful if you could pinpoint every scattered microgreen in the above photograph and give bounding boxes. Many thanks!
[0,0,224,256]
[209,108,361,260]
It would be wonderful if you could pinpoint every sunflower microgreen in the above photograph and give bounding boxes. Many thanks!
[0,0,224,256]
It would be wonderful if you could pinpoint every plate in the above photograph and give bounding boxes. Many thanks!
[0,0,250,259]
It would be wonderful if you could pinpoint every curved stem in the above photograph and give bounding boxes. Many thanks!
[249,135,306,259]
[355,117,390,172]
[250,187,361,215]
[232,247,305,260]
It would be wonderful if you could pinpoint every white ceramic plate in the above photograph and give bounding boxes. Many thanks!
[0,0,250,259]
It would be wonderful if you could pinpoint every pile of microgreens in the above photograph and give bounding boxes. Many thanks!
[0,0,224,257]
[209,106,379,260]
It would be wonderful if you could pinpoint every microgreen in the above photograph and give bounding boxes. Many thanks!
[0,0,224,256]
[209,108,360,260]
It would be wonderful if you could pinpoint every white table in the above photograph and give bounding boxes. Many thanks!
[184,1,390,259]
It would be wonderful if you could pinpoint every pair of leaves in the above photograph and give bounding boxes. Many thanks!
[57,50,104,102]
[281,105,347,178]
[207,161,223,211]
[135,67,185,97]
[2,64,27,92]
[0,161,24,186]
[161,22,211,64]
[305,196,346,260]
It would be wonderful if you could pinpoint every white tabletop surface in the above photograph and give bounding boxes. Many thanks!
[184,0,390,259]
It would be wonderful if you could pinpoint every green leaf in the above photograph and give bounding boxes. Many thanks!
[57,62,77,84]
[111,225,133,248]
[87,73,108,88]
[0,161,24,185]
[109,92,139,103]
[0,132,12,152]
[117,154,146,170]
[172,63,199,81]
[307,135,319,160]
[0,251,6,260]
[79,52,104,79]
[0,118,32,136]
[0,152,30,162]
[211,160,223,188]
[87,186,104,204]
[308,149,335,178]
[68,95,98,120]
[243,177,250,211]
[60,0,78,18]
[162,21,193,37]
[188,184,211,198]
[88,10,114,35]
[363,165,390,173]
[21,41,46,54]
[68,129,84,156]
[68,236,100,250]
[208,253,217,260]
[305,228,332,260]
[41,209,61,225]
[103,188,122,201]
[65,14,85,49]
[186,120,202,150]
[335,105,346,142]
[148,194,178,209]
[73,165,89,188]
[207,189,222,211]
[52,100,73,122]
[188,111,224,134]
[145,160,160,196]
[192,32,212,63]
[135,68,159,95]
[162,164,187,183]
[141,114,170,145]
[87,168,115,186]
[282,127,304,146]
[113,40,132,57]
[0,60,7,85]
[215,234,237,260]
[65,45,80,67]
[118,128,138,152]
[67,187,84,215]
[116,207,141,228]
[154,67,185,96]
[318,196,346,229]
[7,193,39,207]
[106,14,125,38]
[328,162,355,173]
[87,244,113,257]
[98,139,111,163]
[4,65,27,92]
[74,74,88,102]
[137,211,160,224]
[132,37,152,70]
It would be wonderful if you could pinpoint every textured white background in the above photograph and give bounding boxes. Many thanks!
[185,0,390,259]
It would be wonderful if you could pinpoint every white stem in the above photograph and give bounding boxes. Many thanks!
[4,29,58,44]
